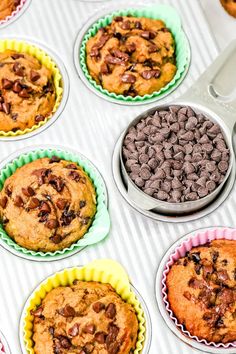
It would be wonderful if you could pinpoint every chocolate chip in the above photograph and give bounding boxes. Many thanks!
[141,31,155,39]
[45,219,58,229]
[22,186,35,197]
[50,234,62,244]
[61,206,76,226]
[121,73,136,84]
[2,78,13,90]
[14,195,24,207]
[79,200,86,208]
[105,303,116,319]
[68,170,80,182]
[106,324,119,345]
[35,114,45,123]
[56,198,67,210]
[2,102,10,115]
[114,16,123,22]
[28,198,40,209]
[141,69,160,80]
[19,88,30,98]
[48,175,65,192]
[95,331,106,344]
[30,306,43,318]
[135,20,142,29]
[68,323,80,337]
[0,196,8,208]
[11,53,24,60]
[57,335,71,349]
[40,201,51,214]
[83,343,94,353]
[49,156,61,163]
[92,301,105,313]
[49,326,54,336]
[58,305,75,317]
[13,62,24,76]
[84,324,95,334]
[30,70,40,82]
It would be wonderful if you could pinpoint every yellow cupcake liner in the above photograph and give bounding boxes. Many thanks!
[22,259,146,353]
[0,39,63,137]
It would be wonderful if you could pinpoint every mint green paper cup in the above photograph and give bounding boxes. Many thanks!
[75,3,191,105]
[0,145,110,261]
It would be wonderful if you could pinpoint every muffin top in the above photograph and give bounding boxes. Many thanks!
[86,16,176,97]
[0,50,56,133]
[0,157,96,252]
[0,0,20,21]
[31,281,139,354]
[166,240,236,343]
[220,0,236,17]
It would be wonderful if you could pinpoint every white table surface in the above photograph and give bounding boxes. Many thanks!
[200,0,236,50]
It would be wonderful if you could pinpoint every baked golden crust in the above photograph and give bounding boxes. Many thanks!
[0,0,20,21]
[0,157,96,252]
[86,16,176,97]
[220,0,236,17]
[166,240,236,343]
[31,281,139,354]
[0,50,56,132]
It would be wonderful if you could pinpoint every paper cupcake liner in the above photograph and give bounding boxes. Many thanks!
[0,0,27,26]
[0,330,10,354]
[0,39,63,137]
[162,227,236,349]
[0,146,110,260]
[79,4,190,103]
[21,259,147,354]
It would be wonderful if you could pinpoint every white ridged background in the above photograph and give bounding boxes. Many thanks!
[0,0,235,353]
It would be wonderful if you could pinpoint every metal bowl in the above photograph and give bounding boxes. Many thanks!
[120,102,234,216]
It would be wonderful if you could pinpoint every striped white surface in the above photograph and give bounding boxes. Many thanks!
[0,0,234,353]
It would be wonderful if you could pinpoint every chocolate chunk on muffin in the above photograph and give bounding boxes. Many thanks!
[0,0,20,21]
[166,240,236,343]
[86,16,177,97]
[0,50,56,132]
[0,157,96,252]
[31,281,139,354]
[220,0,236,17]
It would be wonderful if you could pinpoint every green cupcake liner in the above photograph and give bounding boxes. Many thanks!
[79,4,191,103]
[0,146,110,261]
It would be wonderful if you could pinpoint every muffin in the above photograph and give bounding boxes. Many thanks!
[86,16,177,97]
[0,0,20,21]
[31,280,139,354]
[166,239,236,343]
[0,50,56,133]
[220,0,236,17]
[0,156,96,252]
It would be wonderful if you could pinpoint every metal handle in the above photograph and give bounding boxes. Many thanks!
[181,40,236,133]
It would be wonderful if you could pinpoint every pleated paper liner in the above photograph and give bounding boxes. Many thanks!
[0,39,63,138]
[0,146,110,261]
[0,330,10,354]
[79,4,191,104]
[0,0,28,27]
[162,227,236,350]
[22,259,147,354]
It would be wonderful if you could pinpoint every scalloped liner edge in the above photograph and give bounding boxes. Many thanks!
[0,0,27,25]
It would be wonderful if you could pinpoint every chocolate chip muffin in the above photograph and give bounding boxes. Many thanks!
[86,16,177,97]
[0,0,20,21]
[122,105,230,203]
[0,156,96,252]
[166,240,236,343]
[0,50,56,132]
[31,281,139,354]
[220,0,236,17]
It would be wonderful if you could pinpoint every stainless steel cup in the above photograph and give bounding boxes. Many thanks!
[120,40,236,216]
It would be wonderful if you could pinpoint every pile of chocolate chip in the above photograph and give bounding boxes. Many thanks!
[122,105,230,203]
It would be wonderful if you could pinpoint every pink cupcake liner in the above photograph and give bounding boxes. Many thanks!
[161,227,236,349]
[0,0,27,26]
[0,340,5,353]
